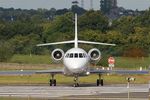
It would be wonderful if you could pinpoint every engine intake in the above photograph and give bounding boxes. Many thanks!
[51,49,64,62]
[88,48,101,61]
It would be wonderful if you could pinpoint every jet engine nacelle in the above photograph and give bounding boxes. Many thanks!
[51,49,64,62]
[88,48,101,62]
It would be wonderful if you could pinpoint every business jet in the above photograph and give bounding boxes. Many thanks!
[0,14,148,87]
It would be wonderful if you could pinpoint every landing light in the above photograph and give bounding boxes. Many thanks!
[139,67,142,71]
[86,72,90,75]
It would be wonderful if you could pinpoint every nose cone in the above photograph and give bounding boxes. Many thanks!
[67,62,85,73]
[64,58,89,74]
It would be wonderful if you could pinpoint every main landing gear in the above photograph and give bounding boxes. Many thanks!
[49,74,56,86]
[97,74,103,86]
[73,75,79,87]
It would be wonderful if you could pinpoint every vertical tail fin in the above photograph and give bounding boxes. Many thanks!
[74,13,78,48]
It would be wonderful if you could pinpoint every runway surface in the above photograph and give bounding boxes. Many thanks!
[0,84,149,99]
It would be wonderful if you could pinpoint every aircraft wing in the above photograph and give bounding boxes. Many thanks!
[90,69,111,74]
[0,70,36,75]
[0,69,63,75]
[112,70,149,74]
[90,69,149,74]
[35,69,63,74]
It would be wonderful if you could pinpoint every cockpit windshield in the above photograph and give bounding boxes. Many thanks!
[65,53,86,58]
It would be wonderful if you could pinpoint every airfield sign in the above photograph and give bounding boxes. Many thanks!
[108,57,115,64]
[108,57,115,69]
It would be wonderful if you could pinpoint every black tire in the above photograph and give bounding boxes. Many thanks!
[54,79,56,86]
[77,83,79,87]
[97,79,100,86]
[73,84,76,87]
[50,80,52,86]
[73,83,79,87]
[100,79,103,86]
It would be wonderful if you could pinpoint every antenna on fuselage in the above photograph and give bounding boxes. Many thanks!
[74,13,78,48]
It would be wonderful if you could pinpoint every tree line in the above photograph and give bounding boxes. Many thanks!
[0,7,150,62]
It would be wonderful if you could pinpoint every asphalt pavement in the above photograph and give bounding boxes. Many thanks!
[0,84,148,99]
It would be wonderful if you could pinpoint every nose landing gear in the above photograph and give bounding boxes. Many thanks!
[73,75,79,87]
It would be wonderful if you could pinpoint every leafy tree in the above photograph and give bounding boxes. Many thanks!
[0,41,14,62]
[123,47,148,57]
[112,16,135,34]
[44,12,74,43]
[79,29,104,41]
[9,34,42,55]
[135,9,150,27]
[71,5,86,15]
[56,8,69,16]
[79,11,109,32]
[106,31,124,44]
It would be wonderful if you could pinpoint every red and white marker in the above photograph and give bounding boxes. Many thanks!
[108,57,115,64]
[108,57,115,69]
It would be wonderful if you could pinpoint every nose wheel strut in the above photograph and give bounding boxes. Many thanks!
[74,75,79,87]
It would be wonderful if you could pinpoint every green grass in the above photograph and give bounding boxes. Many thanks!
[10,54,52,64]
[0,74,149,85]
[115,57,150,69]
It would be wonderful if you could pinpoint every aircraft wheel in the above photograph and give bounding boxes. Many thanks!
[74,83,79,87]
[54,79,56,86]
[100,79,103,86]
[73,84,76,87]
[50,79,52,86]
[97,79,100,86]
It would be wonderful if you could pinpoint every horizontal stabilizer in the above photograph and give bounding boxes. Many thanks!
[78,40,116,46]
[37,40,74,47]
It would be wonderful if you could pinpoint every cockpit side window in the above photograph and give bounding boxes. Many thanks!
[83,53,85,58]
[70,53,73,58]
[79,53,83,58]
[84,53,87,57]
[65,54,69,58]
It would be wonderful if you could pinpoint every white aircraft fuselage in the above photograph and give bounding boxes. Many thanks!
[63,48,89,75]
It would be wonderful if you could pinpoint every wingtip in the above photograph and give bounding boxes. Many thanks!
[36,44,42,47]
[36,44,40,47]
[113,44,116,46]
